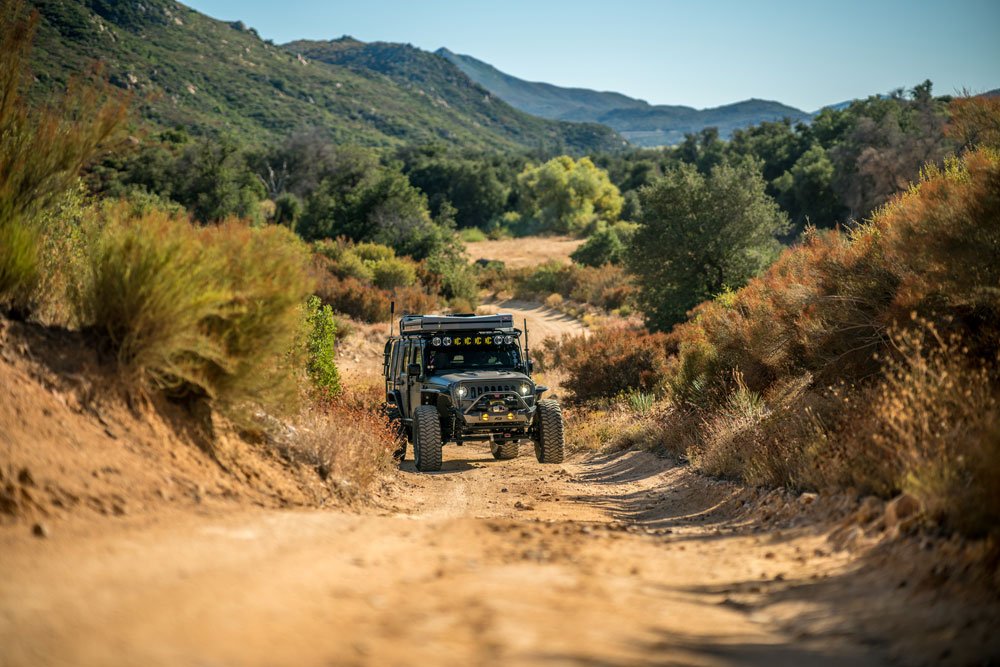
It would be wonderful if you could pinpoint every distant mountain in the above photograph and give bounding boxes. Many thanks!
[437,48,811,147]
[434,47,649,121]
[26,0,622,153]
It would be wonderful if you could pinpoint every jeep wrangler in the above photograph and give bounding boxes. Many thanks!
[382,313,565,472]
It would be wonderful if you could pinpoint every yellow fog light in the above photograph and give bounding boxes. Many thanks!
[481,413,489,421]
[507,413,514,420]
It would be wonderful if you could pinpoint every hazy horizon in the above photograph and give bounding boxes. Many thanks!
[183,0,999,111]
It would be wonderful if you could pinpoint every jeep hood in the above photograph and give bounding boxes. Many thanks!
[428,370,530,387]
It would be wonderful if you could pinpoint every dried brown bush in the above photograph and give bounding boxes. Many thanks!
[544,325,668,402]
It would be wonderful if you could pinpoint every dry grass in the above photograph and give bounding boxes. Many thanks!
[464,235,583,268]
[279,382,398,501]
[565,400,674,454]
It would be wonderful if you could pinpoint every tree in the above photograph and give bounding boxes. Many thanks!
[298,165,448,260]
[571,226,626,267]
[947,95,1000,151]
[826,84,952,218]
[175,138,264,224]
[628,161,789,331]
[273,192,301,229]
[772,143,844,232]
[516,156,623,235]
[406,158,507,229]
[677,127,726,174]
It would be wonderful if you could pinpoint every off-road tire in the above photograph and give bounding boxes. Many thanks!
[413,405,443,472]
[534,399,565,464]
[490,439,519,460]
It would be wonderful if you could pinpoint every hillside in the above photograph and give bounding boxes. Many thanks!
[437,48,811,146]
[26,0,622,153]
[283,37,623,153]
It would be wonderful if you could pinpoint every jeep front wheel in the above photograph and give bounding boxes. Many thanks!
[534,399,565,464]
[412,405,443,472]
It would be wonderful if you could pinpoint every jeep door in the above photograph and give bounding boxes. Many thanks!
[403,339,425,418]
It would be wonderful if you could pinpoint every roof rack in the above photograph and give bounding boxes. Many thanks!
[398,314,515,334]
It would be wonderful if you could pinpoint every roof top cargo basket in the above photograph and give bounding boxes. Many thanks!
[399,314,514,334]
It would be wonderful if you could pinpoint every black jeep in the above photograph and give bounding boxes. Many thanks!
[382,313,565,472]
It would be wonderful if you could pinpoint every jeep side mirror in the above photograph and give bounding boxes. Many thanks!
[525,360,534,374]
[406,363,421,377]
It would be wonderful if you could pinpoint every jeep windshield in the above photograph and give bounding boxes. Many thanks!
[426,345,521,373]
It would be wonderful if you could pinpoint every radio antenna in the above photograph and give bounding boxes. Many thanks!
[390,301,395,337]
[523,318,530,368]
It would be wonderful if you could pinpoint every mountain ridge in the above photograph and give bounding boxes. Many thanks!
[436,48,811,146]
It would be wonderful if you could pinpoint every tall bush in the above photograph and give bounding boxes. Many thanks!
[545,326,669,402]
[80,207,313,414]
[0,0,125,309]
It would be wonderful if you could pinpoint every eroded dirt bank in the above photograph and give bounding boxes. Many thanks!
[3,444,997,667]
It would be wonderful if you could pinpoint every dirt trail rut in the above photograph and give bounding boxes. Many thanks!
[1,446,892,667]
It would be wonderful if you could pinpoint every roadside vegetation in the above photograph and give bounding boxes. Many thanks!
[0,1,395,495]
[546,133,1000,541]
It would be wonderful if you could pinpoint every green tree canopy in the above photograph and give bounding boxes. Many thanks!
[516,156,623,235]
[405,158,508,229]
[298,165,448,260]
[628,160,790,331]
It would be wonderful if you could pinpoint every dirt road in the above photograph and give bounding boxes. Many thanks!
[3,306,992,667]
[2,445,905,667]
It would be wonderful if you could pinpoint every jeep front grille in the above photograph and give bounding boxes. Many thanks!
[465,384,515,400]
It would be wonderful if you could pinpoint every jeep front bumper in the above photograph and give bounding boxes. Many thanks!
[456,391,535,429]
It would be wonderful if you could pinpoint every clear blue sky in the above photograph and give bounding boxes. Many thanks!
[184,0,999,111]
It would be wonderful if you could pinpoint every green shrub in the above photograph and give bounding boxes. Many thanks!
[371,256,417,290]
[313,238,347,262]
[304,296,341,399]
[459,227,488,243]
[32,182,95,326]
[79,207,313,415]
[422,253,479,305]
[571,226,626,267]
[353,241,396,264]
[625,390,655,415]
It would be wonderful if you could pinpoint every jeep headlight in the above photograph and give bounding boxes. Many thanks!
[456,385,468,399]
[519,382,531,396]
